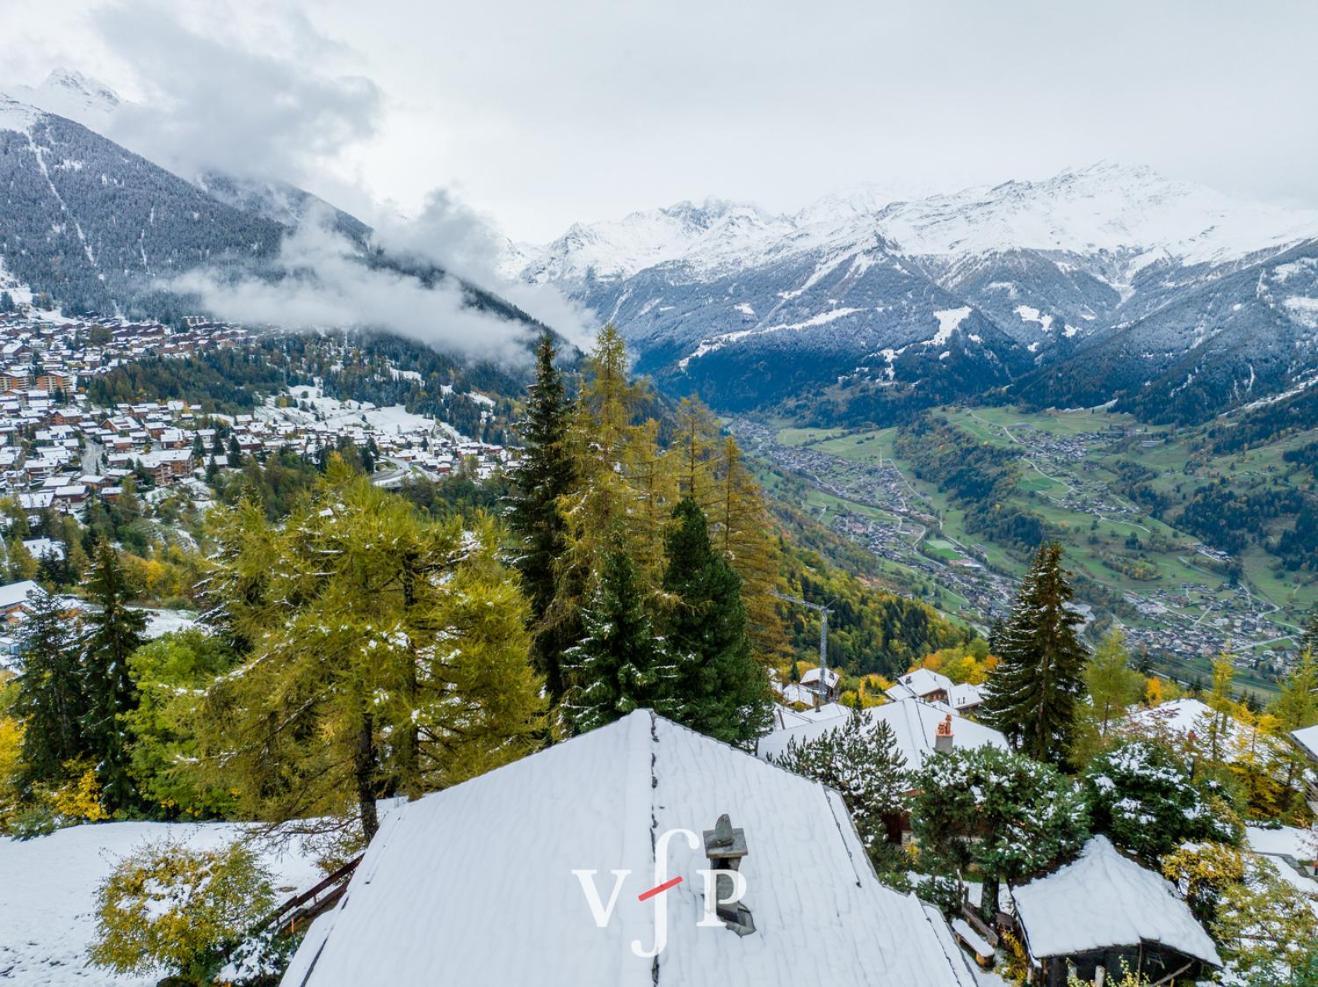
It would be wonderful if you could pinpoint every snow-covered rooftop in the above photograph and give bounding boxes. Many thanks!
[1011,836,1220,967]
[0,578,42,610]
[283,710,981,987]
[886,667,954,702]
[1292,723,1318,761]
[756,697,1007,772]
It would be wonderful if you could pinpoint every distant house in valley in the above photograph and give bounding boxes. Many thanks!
[1010,836,1220,987]
[281,710,985,987]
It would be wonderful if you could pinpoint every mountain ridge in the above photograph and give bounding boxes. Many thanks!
[512,164,1318,425]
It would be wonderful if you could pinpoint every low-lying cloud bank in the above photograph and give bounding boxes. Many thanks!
[92,2,595,361]
[170,216,542,369]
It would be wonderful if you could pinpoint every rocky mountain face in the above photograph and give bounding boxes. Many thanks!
[513,164,1318,424]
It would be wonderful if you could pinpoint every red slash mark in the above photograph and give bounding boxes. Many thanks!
[637,876,683,901]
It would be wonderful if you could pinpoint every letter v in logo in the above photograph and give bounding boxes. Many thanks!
[572,869,631,928]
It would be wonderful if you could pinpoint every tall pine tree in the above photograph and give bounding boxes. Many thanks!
[663,497,770,746]
[81,544,147,810]
[981,542,1088,763]
[561,544,674,734]
[14,589,87,783]
[508,333,576,700]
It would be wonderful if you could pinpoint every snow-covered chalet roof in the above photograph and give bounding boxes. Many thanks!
[282,710,980,987]
[0,579,42,610]
[1011,836,1220,967]
[1292,723,1318,762]
[886,668,954,702]
[799,666,840,688]
[755,697,1007,771]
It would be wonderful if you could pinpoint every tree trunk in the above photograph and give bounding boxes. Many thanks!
[355,710,380,842]
[980,874,1000,925]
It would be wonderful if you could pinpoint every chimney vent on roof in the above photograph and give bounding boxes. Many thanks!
[703,814,755,936]
[935,714,954,753]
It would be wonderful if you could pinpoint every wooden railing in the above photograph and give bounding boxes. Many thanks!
[256,854,364,938]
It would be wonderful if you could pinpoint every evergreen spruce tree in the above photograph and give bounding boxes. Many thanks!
[981,542,1088,763]
[663,497,769,746]
[14,589,87,782]
[508,333,576,700]
[1299,610,1318,657]
[81,544,147,810]
[769,708,908,864]
[561,545,674,734]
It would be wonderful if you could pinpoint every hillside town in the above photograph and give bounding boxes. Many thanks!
[0,308,511,529]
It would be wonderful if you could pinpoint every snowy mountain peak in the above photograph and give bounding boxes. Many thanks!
[875,163,1318,264]
[6,67,120,132]
[517,163,1318,286]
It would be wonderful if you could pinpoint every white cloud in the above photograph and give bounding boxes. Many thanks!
[91,1,379,189]
[370,190,595,347]
[169,214,541,368]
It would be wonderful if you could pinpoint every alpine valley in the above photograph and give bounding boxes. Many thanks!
[0,73,1314,684]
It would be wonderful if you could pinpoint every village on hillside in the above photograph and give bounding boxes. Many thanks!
[0,308,509,518]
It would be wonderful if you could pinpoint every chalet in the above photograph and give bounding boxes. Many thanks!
[0,580,42,623]
[887,668,954,706]
[138,448,194,485]
[281,710,985,987]
[1010,836,1220,986]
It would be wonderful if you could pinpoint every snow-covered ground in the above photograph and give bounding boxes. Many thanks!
[252,385,470,447]
[0,822,320,985]
[139,608,202,640]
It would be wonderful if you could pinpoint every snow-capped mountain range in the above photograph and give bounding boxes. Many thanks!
[512,166,1318,424]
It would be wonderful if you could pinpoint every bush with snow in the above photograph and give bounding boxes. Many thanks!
[90,838,275,986]
[1083,739,1237,863]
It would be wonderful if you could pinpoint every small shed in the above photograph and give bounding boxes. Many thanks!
[1011,836,1220,986]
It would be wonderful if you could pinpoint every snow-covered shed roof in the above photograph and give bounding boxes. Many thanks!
[1011,836,1220,967]
[947,683,984,712]
[756,698,1008,771]
[799,666,840,688]
[282,710,981,987]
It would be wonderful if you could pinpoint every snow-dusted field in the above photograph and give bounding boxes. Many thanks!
[0,822,320,986]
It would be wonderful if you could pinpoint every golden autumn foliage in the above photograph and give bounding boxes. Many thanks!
[49,765,110,822]
[90,840,275,983]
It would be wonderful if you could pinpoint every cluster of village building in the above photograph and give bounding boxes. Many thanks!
[0,311,511,531]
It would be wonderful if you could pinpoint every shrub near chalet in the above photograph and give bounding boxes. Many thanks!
[911,746,1089,920]
[1083,740,1238,864]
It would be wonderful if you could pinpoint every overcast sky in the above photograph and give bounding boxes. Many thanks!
[2,0,1316,243]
